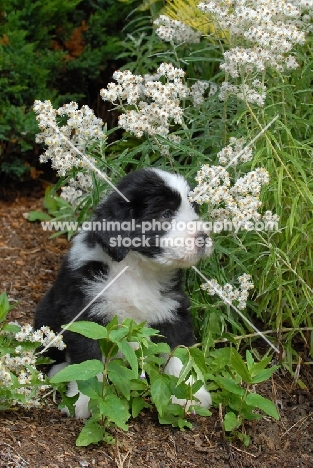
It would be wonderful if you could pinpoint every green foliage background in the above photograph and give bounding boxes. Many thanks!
[0,0,140,179]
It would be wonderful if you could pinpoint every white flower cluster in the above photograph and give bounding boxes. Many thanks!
[217,137,253,166]
[154,15,202,44]
[15,323,66,350]
[0,324,65,409]
[219,79,267,107]
[100,63,189,138]
[33,100,104,177]
[201,273,254,310]
[198,0,313,105]
[60,171,93,205]
[190,80,218,106]
[189,140,279,230]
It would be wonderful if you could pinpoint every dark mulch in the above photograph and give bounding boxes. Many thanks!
[1,183,312,468]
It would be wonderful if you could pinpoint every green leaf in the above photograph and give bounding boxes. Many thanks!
[107,360,136,399]
[99,394,130,430]
[224,411,241,431]
[131,397,150,418]
[2,323,21,333]
[251,366,278,384]
[177,356,193,386]
[245,393,279,420]
[27,210,51,222]
[49,360,104,383]
[0,292,10,322]
[116,340,138,376]
[76,420,104,447]
[77,377,103,399]
[148,342,171,355]
[150,374,172,416]
[214,376,245,396]
[173,347,189,366]
[43,186,59,212]
[109,328,129,342]
[189,347,207,378]
[193,406,212,417]
[246,350,254,371]
[230,349,251,383]
[64,321,108,340]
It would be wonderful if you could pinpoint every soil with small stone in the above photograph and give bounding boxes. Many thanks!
[0,182,312,468]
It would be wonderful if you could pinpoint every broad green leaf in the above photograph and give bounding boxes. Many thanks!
[231,349,251,383]
[77,377,103,399]
[2,323,21,333]
[117,340,138,376]
[99,394,130,430]
[193,406,212,417]
[224,411,240,431]
[43,187,59,212]
[189,347,207,377]
[214,376,245,396]
[150,374,172,416]
[64,321,107,340]
[131,397,150,418]
[245,393,279,420]
[148,342,171,355]
[250,355,273,376]
[76,421,104,447]
[177,356,194,386]
[49,360,104,383]
[107,360,136,399]
[109,328,129,343]
[251,366,278,384]
[173,347,189,366]
[246,350,254,371]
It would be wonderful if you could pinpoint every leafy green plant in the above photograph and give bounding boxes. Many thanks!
[49,317,280,446]
[206,347,279,446]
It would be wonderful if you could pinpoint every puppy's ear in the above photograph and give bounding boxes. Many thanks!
[91,198,132,263]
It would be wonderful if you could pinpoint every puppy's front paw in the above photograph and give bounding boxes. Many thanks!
[171,385,212,410]
[66,381,91,419]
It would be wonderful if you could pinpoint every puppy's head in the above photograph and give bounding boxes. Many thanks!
[91,168,213,267]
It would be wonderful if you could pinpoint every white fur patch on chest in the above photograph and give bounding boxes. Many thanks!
[83,253,179,325]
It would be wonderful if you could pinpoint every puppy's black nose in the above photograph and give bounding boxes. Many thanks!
[196,232,208,243]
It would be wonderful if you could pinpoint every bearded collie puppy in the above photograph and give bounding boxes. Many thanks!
[35,168,213,417]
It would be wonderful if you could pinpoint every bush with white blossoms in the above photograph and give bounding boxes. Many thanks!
[197,0,313,105]
[33,100,104,206]
[188,138,279,231]
[100,63,189,139]
[0,293,65,410]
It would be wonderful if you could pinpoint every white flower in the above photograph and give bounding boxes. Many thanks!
[154,15,202,44]
[201,274,254,310]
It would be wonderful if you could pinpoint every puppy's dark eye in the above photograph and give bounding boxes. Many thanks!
[161,209,173,219]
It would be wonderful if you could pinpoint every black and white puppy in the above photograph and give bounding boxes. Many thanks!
[35,168,213,417]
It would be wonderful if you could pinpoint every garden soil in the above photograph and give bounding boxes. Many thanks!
[0,183,312,468]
